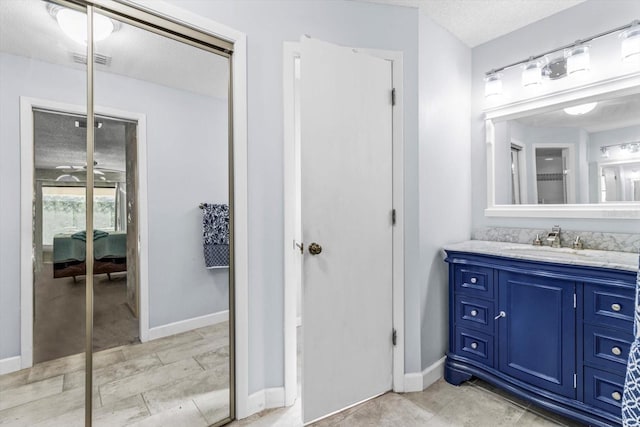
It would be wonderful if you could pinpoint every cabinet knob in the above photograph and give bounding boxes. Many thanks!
[612,346,622,356]
[470,277,477,284]
[611,303,621,312]
[612,391,622,401]
[470,309,478,317]
[470,342,478,350]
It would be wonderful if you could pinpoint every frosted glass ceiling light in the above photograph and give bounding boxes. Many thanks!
[621,22,640,62]
[522,57,546,88]
[484,72,502,99]
[564,102,597,115]
[565,44,590,78]
[56,8,114,45]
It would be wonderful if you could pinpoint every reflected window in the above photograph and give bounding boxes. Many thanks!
[42,186,116,245]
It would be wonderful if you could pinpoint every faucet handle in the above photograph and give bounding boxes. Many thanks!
[572,236,583,250]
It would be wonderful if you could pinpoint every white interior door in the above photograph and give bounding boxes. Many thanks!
[300,37,393,424]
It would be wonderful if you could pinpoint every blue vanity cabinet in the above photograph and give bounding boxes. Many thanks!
[445,250,635,427]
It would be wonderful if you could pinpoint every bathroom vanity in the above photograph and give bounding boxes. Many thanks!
[444,241,637,427]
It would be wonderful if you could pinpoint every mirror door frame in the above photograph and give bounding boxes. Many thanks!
[15,0,249,424]
[484,71,640,219]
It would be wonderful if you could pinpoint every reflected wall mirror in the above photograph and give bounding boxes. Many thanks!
[485,72,640,219]
[0,0,235,426]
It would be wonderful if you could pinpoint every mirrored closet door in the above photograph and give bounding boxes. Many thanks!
[0,0,88,425]
[0,1,234,426]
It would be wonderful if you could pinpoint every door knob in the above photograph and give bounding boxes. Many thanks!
[308,242,322,255]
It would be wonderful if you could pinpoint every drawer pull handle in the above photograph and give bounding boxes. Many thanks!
[612,391,622,401]
[470,342,478,350]
[494,311,506,320]
[611,303,621,312]
[470,310,478,317]
[470,277,477,284]
[612,347,622,356]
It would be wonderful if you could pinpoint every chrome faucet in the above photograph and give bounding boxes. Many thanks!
[546,225,561,248]
[572,236,584,250]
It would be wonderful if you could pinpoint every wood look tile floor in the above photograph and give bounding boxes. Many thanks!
[0,322,230,427]
[2,321,583,426]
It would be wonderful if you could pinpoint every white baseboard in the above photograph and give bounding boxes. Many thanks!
[147,310,229,341]
[0,356,22,375]
[403,356,446,393]
[245,387,285,418]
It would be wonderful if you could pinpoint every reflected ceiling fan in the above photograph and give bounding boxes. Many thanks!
[55,161,124,182]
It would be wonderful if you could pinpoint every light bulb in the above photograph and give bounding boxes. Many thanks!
[522,58,546,88]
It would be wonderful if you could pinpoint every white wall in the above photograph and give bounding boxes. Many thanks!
[0,52,229,359]
[418,11,471,371]
[471,0,640,233]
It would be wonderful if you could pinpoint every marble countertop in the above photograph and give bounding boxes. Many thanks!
[443,240,639,272]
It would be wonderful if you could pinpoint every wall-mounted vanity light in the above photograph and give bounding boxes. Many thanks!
[484,71,503,98]
[565,44,590,78]
[599,141,640,157]
[484,19,640,98]
[621,21,640,62]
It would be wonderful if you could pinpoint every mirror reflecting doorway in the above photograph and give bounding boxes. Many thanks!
[0,1,235,425]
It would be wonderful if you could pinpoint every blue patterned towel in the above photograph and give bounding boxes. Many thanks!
[623,253,640,426]
[202,203,229,268]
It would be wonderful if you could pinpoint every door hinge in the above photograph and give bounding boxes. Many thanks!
[573,373,577,389]
[573,293,577,309]
[392,329,397,346]
[392,209,396,225]
[391,88,396,106]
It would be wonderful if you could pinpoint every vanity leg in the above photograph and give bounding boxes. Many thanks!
[444,363,473,386]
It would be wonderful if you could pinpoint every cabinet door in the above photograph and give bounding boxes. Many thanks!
[498,272,576,398]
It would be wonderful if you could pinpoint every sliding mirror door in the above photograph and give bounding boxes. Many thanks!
[0,0,88,424]
[89,8,232,426]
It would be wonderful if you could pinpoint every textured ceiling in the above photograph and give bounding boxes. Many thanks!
[358,0,586,47]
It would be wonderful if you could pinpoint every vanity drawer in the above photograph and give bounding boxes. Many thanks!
[454,265,494,297]
[584,367,625,416]
[584,325,633,373]
[454,327,494,367]
[455,296,494,333]
[584,284,634,330]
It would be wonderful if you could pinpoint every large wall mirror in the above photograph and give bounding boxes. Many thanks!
[0,1,234,426]
[485,73,640,219]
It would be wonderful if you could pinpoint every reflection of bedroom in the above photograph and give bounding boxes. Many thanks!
[33,110,138,363]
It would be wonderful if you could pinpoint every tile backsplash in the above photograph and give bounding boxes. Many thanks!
[472,227,640,253]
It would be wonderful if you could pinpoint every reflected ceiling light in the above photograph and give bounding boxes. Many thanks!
[522,57,547,87]
[484,72,502,98]
[565,44,590,78]
[55,8,114,45]
[55,174,80,182]
[563,102,597,115]
[600,147,610,158]
[621,22,640,62]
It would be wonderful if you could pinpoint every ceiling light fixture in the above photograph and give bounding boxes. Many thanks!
[53,6,115,45]
[55,174,80,182]
[563,102,597,115]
